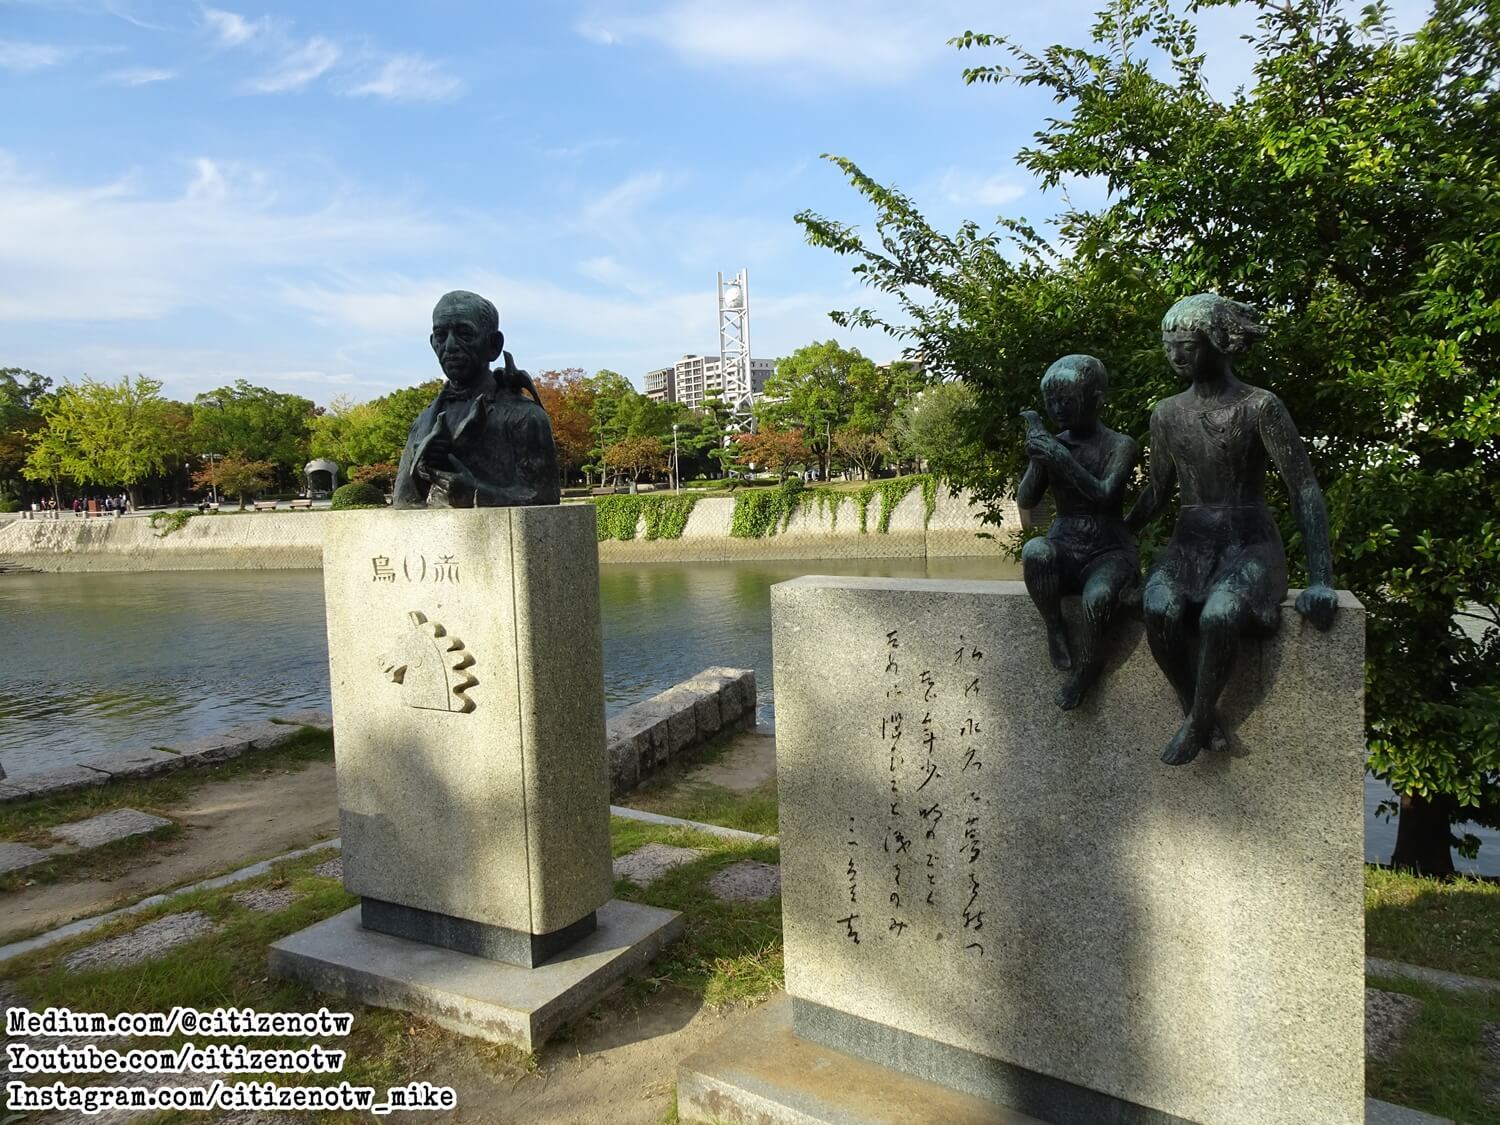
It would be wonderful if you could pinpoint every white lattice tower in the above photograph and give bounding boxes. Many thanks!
[718,269,755,435]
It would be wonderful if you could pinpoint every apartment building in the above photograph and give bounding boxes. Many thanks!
[645,354,775,409]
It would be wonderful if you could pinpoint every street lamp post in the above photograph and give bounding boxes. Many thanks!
[200,452,220,505]
[672,424,681,493]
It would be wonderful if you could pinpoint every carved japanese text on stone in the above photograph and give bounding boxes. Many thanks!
[837,626,993,955]
[393,290,561,509]
[1128,293,1337,765]
[380,611,477,713]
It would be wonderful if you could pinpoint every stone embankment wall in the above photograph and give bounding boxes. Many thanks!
[604,667,757,797]
[0,513,323,572]
[595,489,1017,564]
[0,492,1017,572]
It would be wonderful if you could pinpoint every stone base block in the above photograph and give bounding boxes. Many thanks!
[677,995,1041,1125]
[359,898,596,968]
[269,898,682,1051]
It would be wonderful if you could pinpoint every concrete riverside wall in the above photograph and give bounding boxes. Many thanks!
[595,488,1016,564]
[0,491,1015,573]
[605,667,756,797]
[0,511,323,572]
[771,577,1366,1125]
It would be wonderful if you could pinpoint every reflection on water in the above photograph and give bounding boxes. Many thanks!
[1,559,1494,873]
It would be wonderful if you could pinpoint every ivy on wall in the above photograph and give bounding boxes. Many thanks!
[730,474,938,539]
[592,494,700,542]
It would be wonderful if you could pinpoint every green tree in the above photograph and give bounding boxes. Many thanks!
[191,381,314,487]
[896,380,983,482]
[309,381,441,473]
[24,375,187,506]
[799,0,1500,873]
[759,341,872,479]
[0,368,52,501]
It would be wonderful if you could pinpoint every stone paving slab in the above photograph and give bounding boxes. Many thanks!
[708,861,782,902]
[232,886,297,913]
[273,709,333,729]
[0,841,52,876]
[1366,988,1421,1063]
[612,843,703,885]
[62,911,218,972]
[79,748,184,779]
[50,808,173,849]
[313,856,343,881]
[1481,1022,1499,1107]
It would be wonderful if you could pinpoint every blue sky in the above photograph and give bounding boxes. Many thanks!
[0,0,1427,404]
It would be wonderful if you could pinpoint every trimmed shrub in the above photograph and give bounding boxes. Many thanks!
[330,482,386,510]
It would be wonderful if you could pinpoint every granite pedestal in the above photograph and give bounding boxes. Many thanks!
[680,577,1365,1125]
[272,505,679,1048]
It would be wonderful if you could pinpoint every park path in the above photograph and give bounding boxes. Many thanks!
[0,762,337,943]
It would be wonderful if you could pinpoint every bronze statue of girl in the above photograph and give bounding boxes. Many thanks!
[1129,293,1338,765]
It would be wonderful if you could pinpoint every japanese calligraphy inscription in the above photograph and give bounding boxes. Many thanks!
[771,575,1366,1125]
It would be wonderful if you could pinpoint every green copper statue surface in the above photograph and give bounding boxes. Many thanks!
[1128,293,1338,765]
[393,290,560,509]
[1019,355,1141,710]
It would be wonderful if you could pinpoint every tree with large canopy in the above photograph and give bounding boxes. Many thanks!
[797,0,1500,874]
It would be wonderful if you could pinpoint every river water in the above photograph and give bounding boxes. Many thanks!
[1,560,1493,873]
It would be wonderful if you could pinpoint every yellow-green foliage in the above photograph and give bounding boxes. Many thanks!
[730,474,937,538]
[592,494,699,541]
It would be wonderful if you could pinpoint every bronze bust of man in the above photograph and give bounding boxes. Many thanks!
[393,290,561,509]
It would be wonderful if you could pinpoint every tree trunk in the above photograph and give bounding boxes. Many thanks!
[1389,792,1456,876]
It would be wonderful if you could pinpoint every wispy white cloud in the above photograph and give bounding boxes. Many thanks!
[542,137,621,160]
[581,170,672,228]
[202,7,263,48]
[0,39,69,72]
[104,66,174,86]
[346,54,461,102]
[0,155,447,325]
[931,167,1026,209]
[575,0,943,83]
[245,35,339,93]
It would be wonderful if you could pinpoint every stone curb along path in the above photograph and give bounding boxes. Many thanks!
[0,710,336,805]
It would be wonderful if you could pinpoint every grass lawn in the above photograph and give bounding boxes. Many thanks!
[0,816,781,1121]
[1366,865,1500,979]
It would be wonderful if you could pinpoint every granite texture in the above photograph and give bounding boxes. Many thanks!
[708,861,782,902]
[50,808,173,849]
[269,898,683,1051]
[603,668,757,796]
[677,994,1039,1125]
[359,899,596,968]
[2,765,109,800]
[324,506,612,939]
[771,577,1366,1125]
[612,843,703,885]
[62,912,217,971]
[1366,988,1421,1063]
[77,748,184,778]
[0,841,50,875]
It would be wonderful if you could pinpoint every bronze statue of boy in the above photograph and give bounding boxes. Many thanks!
[1019,355,1141,710]
[1129,293,1338,765]
[393,290,560,509]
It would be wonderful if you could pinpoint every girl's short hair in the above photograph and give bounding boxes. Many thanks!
[1041,354,1108,399]
[1161,293,1267,355]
